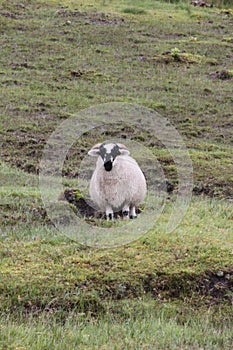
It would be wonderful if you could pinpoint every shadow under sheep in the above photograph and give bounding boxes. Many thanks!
[59,189,143,220]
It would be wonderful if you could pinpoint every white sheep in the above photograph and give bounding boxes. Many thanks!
[88,142,147,220]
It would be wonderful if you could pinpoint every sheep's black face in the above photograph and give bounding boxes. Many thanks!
[104,161,113,171]
[100,143,121,172]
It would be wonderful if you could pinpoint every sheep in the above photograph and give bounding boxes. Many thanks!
[88,142,147,220]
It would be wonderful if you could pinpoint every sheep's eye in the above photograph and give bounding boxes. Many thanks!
[99,145,107,160]
[109,145,121,159]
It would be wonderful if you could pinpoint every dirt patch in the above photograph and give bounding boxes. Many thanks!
[193,181,233,199]
[199,270,233,301]
[85,12,125,26]
[0,11,23,19]
[1,132,46,174]
[141,269,233,303]
[209,70,233,80]
[11,62,35,70]
[191,1,213,7]
[59,189,96,218]
[55,8,125,25]
[55,8,85,18]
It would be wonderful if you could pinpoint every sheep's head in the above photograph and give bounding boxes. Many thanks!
[88,142,130,171]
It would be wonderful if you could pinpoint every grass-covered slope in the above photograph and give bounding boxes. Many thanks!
[0,0,232,195]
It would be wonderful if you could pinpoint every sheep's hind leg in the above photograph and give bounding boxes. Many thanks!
[129,206,137,219]
[122,205,130,219]
[106,206,114,221]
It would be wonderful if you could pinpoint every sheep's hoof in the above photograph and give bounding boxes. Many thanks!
[105,206,115,221]
[122,210,129,219]
[130,215,137,219]
[106,213,114,221]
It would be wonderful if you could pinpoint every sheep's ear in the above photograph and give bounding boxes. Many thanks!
[88,143,101,157]
[117,143,130,156]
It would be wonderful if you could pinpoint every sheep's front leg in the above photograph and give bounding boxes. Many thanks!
[106,206,114,221]
[129,206,137,219]
[122,205,130,219]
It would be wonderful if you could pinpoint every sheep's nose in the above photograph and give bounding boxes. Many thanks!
[104,161,112,171]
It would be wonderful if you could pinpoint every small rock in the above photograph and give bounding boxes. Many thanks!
[216,271,224,277]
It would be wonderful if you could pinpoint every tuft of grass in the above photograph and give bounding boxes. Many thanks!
[122,7,147,15]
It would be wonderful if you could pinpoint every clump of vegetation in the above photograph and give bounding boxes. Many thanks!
[222,36,233,43]
[171,47,182,61]
[151,50,218,65]
[122,7,147,15]
[220,8,233,14]
[181,52,218,64]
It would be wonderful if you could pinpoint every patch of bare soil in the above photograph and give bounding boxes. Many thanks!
[142,270,233,303]
[199,270,233,302]
[209,70,233,80]
[59,189,96,218]
[1,131,46,174]
[190,1,213,7]
[0,11,22,19]
[193,181,233,199]
[55,8,125,25]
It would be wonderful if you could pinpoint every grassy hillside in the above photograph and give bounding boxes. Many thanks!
[0,0,232,349]
[1,0,232,195]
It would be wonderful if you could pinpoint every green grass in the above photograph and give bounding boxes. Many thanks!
[0,301,232,350]
[0,0,233,348]
[1,160,232,347]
